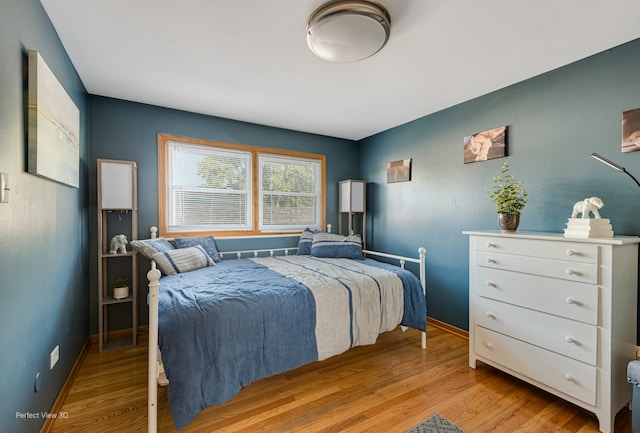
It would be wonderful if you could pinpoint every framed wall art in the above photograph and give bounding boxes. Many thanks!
[463,125,507,164]
[386,158,411,183]
[622,108,640,153]
[27,49,80,188]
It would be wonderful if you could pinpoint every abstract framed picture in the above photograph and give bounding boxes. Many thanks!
[27,49,80,188]
[622,108,640,153]
[463,125,507,164]
[386,158,411,183]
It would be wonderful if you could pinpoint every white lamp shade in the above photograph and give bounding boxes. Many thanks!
[339,180,365,213]
[100,160,135,209]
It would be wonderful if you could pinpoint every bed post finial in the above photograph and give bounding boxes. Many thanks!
[418,247,426,291]
[150,226,158,239]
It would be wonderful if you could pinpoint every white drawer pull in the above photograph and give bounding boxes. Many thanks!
[566,249,576,256]
[565,268,575,276]
[563,374,574,382]
[485,312,495,319]
[484,341,493,349]
[486,242,496,248]
[564,336,575,344]
[486,281,496,287]
[566,297,575,305]
[485,257,496,264]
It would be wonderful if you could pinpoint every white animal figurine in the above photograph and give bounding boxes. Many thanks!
[571,197,604,219]
[110,234,128,254]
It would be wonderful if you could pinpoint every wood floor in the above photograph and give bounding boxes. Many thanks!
[49,326,632,433]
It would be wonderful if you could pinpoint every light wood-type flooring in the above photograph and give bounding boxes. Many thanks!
[49,326,632,433]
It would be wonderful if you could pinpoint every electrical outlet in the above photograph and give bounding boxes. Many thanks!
[50,345,59,369]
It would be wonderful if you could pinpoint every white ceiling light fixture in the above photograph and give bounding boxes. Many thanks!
[306,0,391,63]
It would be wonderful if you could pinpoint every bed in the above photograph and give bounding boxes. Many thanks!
[137,227,427,432]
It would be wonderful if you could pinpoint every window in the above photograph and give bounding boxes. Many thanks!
[158,133,326,237]
[259,154,321,231]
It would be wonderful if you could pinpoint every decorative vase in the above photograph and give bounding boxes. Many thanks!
[498,213,520,233]
[113,286,129,300]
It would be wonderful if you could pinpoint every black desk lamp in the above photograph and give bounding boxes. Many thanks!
[591,152,640,189]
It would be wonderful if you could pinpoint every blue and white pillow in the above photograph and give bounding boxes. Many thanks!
[130,238,175,260]
[174,236,221,263]
[151,245,215,275]
[310,232,362,259]
[296,228,315,255]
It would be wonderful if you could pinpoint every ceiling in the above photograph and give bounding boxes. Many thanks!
[40,0,640,141]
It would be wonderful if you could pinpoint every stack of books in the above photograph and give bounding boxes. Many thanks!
[563,218,614,238]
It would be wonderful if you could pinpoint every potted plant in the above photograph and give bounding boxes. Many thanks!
[112,277,130,300]
[487,161,528,233]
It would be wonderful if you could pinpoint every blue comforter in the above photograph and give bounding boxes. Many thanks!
[157,256,426,429]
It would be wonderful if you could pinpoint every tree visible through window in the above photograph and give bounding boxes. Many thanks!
[260,155,320,230]
[158,133,326,237]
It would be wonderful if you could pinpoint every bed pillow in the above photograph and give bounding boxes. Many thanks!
[151,245,215,275]
[296,228,315,255]
[174,235,221,263]
[130,238,175,260]
[310,232,363,259]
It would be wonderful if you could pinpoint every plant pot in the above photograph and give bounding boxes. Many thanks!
[498,213,520,233]
[113,286,129,300]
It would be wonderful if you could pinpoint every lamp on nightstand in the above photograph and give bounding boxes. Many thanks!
[339,179,366,247]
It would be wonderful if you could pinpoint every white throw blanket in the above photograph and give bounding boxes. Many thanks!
[251,256,404,360]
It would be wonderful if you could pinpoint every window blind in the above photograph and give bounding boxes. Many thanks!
[167,141,252,231]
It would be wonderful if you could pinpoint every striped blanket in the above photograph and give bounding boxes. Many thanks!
[157,256,425,429]
[253,256,404,360]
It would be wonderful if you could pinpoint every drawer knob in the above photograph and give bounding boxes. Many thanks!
[486,242,496,248]
[485,257,496,264]
[566,297,575,305]
[484,341,493,349]
[566,249,576,256]
[564,374,574,382]
[485,312,495,319]
[565,268,575,276]
[486,281,496,288]
[564,336,575,344]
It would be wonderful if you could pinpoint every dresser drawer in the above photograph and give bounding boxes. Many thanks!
[475,267,599,325]
[476,250,598,284]
[474,296,597,365]
[476,236,598,264]
[474,326,596,405]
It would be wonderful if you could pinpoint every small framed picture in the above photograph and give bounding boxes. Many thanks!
[622,108,640,153]
[463,125,507,164]
[387,158,411,183]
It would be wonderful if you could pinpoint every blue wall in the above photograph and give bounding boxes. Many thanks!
[359,39,640,330]
[0,1,89,432]
[89,39,640,336]
[88,97,359,333]
[2,1,638,430]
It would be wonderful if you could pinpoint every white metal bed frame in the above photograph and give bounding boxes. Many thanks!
[145,226,426,433]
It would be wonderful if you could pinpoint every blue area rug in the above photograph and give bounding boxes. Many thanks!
[406,414,466,433]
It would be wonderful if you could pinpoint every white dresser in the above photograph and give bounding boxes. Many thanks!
[464,231,639,433]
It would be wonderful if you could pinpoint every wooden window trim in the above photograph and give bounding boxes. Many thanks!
[157,133,326,238]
